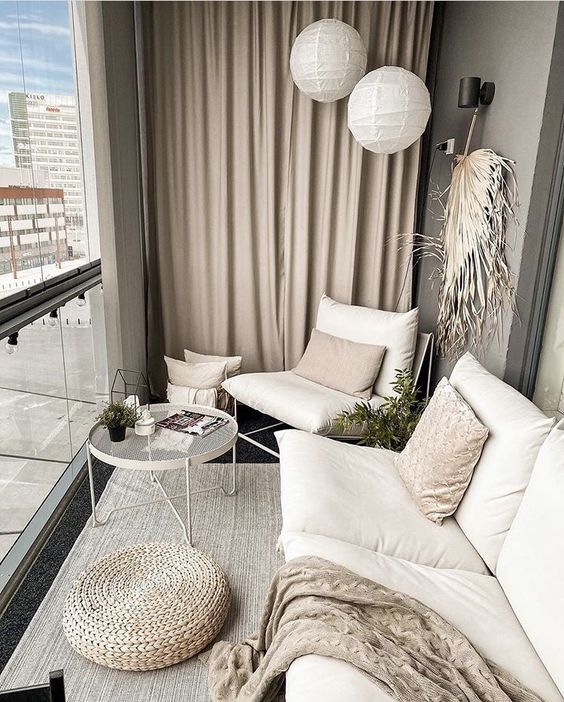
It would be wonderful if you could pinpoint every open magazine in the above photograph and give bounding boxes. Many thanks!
[156,411,228,438]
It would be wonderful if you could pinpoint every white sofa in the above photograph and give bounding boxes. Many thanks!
[276,353,564,702]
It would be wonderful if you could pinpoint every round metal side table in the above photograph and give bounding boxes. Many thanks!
[86,403,238,545]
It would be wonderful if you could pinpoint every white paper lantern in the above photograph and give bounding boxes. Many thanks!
[348,66,431,154]
[290,19,367,103]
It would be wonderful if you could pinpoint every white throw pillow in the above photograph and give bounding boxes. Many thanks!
[496,419,564,695]
[164,356,227,389]
[184,349,242,378]
[166,382,218,408]
[315,294,418,397]
[449,352,553,573]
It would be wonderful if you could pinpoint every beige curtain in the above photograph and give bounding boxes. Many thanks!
[139,1,434,394]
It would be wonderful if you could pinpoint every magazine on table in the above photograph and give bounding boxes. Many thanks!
[156,410,228,438]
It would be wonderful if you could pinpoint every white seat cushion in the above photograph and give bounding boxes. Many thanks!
[450,353,553,573]
[277,430,488,573]
[223,371,383,434]
[497,420,564,695]
[316,294,419,397]
[282,532,563,702]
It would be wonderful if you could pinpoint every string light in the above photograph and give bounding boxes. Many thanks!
[48,309,59,327]
[5,332,18,355]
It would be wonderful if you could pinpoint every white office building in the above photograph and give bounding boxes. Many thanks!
[8,92,86,255]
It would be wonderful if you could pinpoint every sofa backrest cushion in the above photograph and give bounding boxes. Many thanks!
[449,353,553,573]
[315,294,418,398]
[497,420,564,695]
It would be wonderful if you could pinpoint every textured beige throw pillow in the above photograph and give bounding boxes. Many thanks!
[293,329,385,398]
[396,377,489,525]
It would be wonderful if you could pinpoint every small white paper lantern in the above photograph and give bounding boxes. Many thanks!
[348,66,431,154]
[290,19,367,103]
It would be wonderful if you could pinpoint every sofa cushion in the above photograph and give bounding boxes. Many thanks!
[449,353,553,573]
[223,371,384,434]
[164,355,227,388]
[293,329,386,399]
[396,377,488,525]
[315,294,418,397]
[282,532,563,702]
[497,420,564,695]
[277,430,488,573]
[166,381,218,407]
[184,349,242,377]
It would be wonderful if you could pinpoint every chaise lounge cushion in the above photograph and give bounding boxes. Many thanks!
[316,294,418,398]
[277,430,488,573]
[281,531,563,702]
[497,420,564,695]
[223,371,384,434]
[450,353,553,573]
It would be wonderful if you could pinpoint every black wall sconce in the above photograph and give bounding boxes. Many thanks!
[458,77,495,108]
[458,77,495,155]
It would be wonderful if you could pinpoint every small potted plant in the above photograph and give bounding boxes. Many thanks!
[96,401,140,442]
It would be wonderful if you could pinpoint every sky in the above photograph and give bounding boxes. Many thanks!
[0,1,74,167]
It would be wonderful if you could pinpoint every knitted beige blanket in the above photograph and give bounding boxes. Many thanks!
[202,556,543,702]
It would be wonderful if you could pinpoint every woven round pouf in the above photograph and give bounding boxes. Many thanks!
[63,543,230,671]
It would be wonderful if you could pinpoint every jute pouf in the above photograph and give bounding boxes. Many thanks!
[63,543,231,671]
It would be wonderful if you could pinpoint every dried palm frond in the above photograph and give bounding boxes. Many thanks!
[421,148,518,360]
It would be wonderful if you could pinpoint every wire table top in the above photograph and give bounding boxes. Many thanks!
[88,403,238,471]
[86,403,239,545]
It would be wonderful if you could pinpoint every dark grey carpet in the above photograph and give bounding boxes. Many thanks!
[0,405,283,674]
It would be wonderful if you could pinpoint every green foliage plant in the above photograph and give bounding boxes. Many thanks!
[334,369,427,452]
[96,401,140,430]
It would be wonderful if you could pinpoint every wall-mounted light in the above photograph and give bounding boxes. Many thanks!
[458,77,495,108]
[5,332,19,355]
[48,309,59,327]
[77,292,86,308]
[458,76,495,156]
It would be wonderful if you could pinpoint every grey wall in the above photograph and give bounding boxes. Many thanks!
[83,1,146,382]
[416,1,561,382]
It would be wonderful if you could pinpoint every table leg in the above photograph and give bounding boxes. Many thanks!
[185,458,192,546]
[87,442,101,527]
[222,402,238,496]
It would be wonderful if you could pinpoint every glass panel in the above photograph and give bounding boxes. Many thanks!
[533,218,564,419]
[0,387,72,462]
[0,314,66,397]
[0,457,67,561]
[0,284,106,568]
[0,0,96,300]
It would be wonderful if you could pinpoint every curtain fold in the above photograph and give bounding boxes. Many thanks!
[139,1,434,395]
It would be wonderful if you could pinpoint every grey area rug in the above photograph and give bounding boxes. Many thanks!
[0,462,283,700]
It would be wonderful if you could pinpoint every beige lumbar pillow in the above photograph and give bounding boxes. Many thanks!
[184,349,242,378]
[293,329,385,399]
[164,356,227,389]
[396,377,489,525]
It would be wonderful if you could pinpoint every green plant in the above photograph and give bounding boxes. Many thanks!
[96,401,140,430]
[334,369,427,452]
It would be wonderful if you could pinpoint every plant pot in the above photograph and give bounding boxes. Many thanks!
[108,425,126,442]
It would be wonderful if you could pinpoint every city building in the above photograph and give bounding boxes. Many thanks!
[0,170,68,283]
[8,92,85,255]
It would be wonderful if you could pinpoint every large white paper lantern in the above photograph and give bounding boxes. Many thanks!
[290,19,367,103]
[348,66,431,154]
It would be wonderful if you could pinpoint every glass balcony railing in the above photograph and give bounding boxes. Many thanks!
[0,284,107,565]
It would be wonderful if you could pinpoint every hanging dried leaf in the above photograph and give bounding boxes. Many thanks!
[421,148,518,360]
